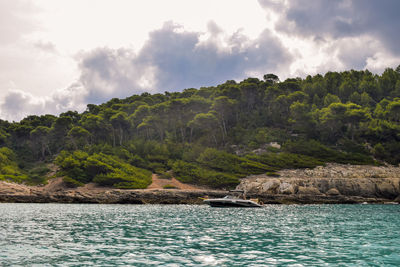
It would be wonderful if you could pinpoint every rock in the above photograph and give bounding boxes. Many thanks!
[245,182,261,194]
[297,186,321,195]
[260,179,280,193]
[278,182,294,194]
[376,181,398,198]
[326,188,340,195]
[236,163,400,203]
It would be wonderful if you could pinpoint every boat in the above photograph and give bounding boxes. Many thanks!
[203,190,262,208]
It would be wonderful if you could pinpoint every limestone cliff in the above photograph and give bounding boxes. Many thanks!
[237,163,400,204]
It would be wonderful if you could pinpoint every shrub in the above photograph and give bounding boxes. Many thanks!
[129,154,148,169]
[282,139,375,165]
[63,177,84,188]
[246,152,323,169]
[56,150,152,189]
[197,148,274,175]
[163,184,177,189]
[27,174,47,185]
[172,160,239,189]
[158,171,173,179]
[0,147,29,184]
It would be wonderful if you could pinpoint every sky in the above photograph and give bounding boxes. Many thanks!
[1,0,399,121]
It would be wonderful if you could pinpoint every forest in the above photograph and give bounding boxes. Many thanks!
[1,66,400,189]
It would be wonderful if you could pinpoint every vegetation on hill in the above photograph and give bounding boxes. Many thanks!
[1,66,400,188]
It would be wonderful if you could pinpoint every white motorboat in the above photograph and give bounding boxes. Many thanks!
[203,190,262,207]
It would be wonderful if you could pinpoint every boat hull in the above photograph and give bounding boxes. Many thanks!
[204,199,262,208]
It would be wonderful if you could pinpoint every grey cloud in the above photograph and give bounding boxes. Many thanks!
[79,22,292,104]
[259,0,400,55]
[336,38,378,70]
[34,41,57,54]
[79,47,154,104]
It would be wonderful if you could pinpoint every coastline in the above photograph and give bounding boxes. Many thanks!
[0,185,398,204]
[1,163,400,204]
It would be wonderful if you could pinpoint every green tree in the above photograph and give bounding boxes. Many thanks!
[211,96,237,144]
[67,126,91,150]
[323,93,341,107]
[188,112,220,146]
[30,126,52,159]
[110,111,130,146]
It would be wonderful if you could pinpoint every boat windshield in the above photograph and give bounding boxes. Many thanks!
[223,195,237,199]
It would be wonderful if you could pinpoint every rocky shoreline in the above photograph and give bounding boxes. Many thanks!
[0,178,227,204]
[1,163,400,204]
[0,187,227,204]
[238,163,400,204]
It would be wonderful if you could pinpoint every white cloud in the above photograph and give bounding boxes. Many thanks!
[0,84,87,122]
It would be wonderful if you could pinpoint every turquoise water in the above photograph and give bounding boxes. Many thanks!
[0,204,399,266]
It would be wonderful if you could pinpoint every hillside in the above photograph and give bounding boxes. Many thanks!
[1,66,400,189]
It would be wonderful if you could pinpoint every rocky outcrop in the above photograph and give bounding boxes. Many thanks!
[237,163,400,204]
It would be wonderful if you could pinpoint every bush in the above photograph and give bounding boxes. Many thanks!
[197,148,274,175]
[147,162,167,172]
[129,154,148,169]
[27,174,47,185]
[266,172,280,177]
[246,152,323,169]
[163,184,177,189]
[29,166,50,176]
[158,171,173,179]
[0,147,29,183]
[172,160,239,189]
[56,150,152,189]
[63,177,84,188]
[283,139,375,165]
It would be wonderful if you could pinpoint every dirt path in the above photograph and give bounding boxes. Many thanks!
[147,174,202,190]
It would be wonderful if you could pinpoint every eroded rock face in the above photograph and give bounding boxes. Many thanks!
[297,186,321,195]
[326,188,340,196]
[239,176,400,197]
[279,182,294,194]
[237,163,400,203]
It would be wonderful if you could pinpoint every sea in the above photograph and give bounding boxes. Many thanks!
[0,204,399,266]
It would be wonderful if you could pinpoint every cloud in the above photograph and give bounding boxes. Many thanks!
[0,84,87,122]
[260,0,400,53]
[34,41,57,54]
[258,0,400,73]
[79,21,292,104]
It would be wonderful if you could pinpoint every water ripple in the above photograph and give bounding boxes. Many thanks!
[0,204,399,266]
